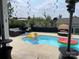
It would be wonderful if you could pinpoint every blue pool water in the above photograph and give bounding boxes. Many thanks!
[23,35,79,51]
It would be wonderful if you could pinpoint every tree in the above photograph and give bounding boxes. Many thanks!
[51,17,58,27]
[7,2,14,20]
[43,11,47,18]
[46,16,51,21]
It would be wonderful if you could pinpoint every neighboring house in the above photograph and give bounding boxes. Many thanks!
[18,17,27,20]
[13,17,27,20]
[56,17,79,34]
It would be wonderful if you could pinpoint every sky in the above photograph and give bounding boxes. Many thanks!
[10,0,79,18]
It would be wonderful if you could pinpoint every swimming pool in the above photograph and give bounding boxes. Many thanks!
[23,35,79,51]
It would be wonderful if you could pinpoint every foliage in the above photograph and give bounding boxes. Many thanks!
[52,17,58,27]
[7,2,14,19]
[26,16,58,27]
[46,16,51,21]
[9,16,58,28]
[9,19,26,28]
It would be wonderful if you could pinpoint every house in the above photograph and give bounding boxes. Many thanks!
[12,17,27,20]
[56,17,79,34]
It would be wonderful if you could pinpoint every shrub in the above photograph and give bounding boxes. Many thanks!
[9,19,26,28]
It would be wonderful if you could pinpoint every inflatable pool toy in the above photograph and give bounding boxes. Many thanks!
[58,37,78,45]
[27,33,37,38]
[27,34,34,38]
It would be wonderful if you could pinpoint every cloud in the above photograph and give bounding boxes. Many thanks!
[35,0,54,10]
[11,0,79,18]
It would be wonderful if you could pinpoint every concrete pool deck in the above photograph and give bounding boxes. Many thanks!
[10,32,79,59]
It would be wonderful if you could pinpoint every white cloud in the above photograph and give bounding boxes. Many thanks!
[35,0,54,10]
[12,0,79,18]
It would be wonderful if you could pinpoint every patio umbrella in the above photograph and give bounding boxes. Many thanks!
[58,24,69,30]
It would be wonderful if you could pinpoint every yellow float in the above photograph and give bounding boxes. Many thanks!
[27,33,37,39]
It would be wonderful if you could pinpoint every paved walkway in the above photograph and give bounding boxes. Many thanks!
[10,32,79,59]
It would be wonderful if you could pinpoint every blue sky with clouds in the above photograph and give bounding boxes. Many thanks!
[11,0,79,18]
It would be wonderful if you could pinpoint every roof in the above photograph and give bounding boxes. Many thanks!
[56,18,69,26]
[56,17,79,27]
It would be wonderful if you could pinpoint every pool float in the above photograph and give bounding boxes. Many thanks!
[27,33,37,38]
[58,37,78,45]
[27,34,34,38]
